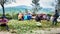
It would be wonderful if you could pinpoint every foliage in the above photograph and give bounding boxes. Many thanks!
[25,9,28,13]
[47,14,52,17]
[11,13,18,19]
[8,20,37,34]
[0,20,60,34]
[32,0,40,5]
[0,0,16,4]
[5,13,12,19]
[0,0,16,17]
[58,0,60,4]
[0,13,18,19]
[0,14,2,16]
[6,13,18,19]
[32,0,40,14]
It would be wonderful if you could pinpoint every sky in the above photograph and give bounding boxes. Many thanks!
[0,0,57,9]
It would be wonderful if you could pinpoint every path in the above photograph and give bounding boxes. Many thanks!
[26,28,60,34]
[0,31,11,34]
[0,28,60,34]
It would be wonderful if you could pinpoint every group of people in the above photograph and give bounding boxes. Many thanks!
[0,9,59,31]
[18,13,32,20]
[35,10,59,25]
[18,10,59,25]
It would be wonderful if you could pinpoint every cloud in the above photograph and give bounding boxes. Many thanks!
[4,0,32,7]
[0,0,56,9]
[39,0,56,8]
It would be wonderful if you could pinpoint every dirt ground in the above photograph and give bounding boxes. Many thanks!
[0,31,11,34]
[26,28,60,34]
[0,28,60,34]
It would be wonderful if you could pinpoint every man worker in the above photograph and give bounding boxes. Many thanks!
[52,10,59,25]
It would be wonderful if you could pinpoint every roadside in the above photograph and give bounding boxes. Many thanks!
[0,28,60,34]
[26,28,60,34]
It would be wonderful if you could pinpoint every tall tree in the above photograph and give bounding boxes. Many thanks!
[57,0,60,14]
[57,0,60,10]
[0,0,16,17]
[32,0,40,14]
[25,9,28,13]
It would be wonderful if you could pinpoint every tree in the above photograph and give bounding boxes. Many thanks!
[25,9,28,13]
[54,0,60,14]
[0,0,16,17]
[32,0,40,14]
[57,0,60,14]
[58,0,60,4]
[58,0,60,10]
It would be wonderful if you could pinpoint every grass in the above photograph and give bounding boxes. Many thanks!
[0,19,60,34]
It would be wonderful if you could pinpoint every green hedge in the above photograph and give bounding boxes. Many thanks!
[0,13,18,19]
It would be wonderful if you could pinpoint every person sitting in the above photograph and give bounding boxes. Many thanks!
[35,14,41,22]
[18,13,23,21]
[35,14,42,26]
[0,16,9,31]
[27,13,32,20]
[24,13,28,20]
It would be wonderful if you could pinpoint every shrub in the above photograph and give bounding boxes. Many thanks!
[11,13,18,19]
[0,14,2,17]
[5,13,12,20]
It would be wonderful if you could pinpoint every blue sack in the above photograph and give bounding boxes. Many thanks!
[24,15,28,20]
[27,15,32,20]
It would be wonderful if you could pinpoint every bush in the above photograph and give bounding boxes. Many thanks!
[11,13,18,19]
[47,14,52,17]
[5,13,18,19]
[0,14,2,17]
[5,13,12,20]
